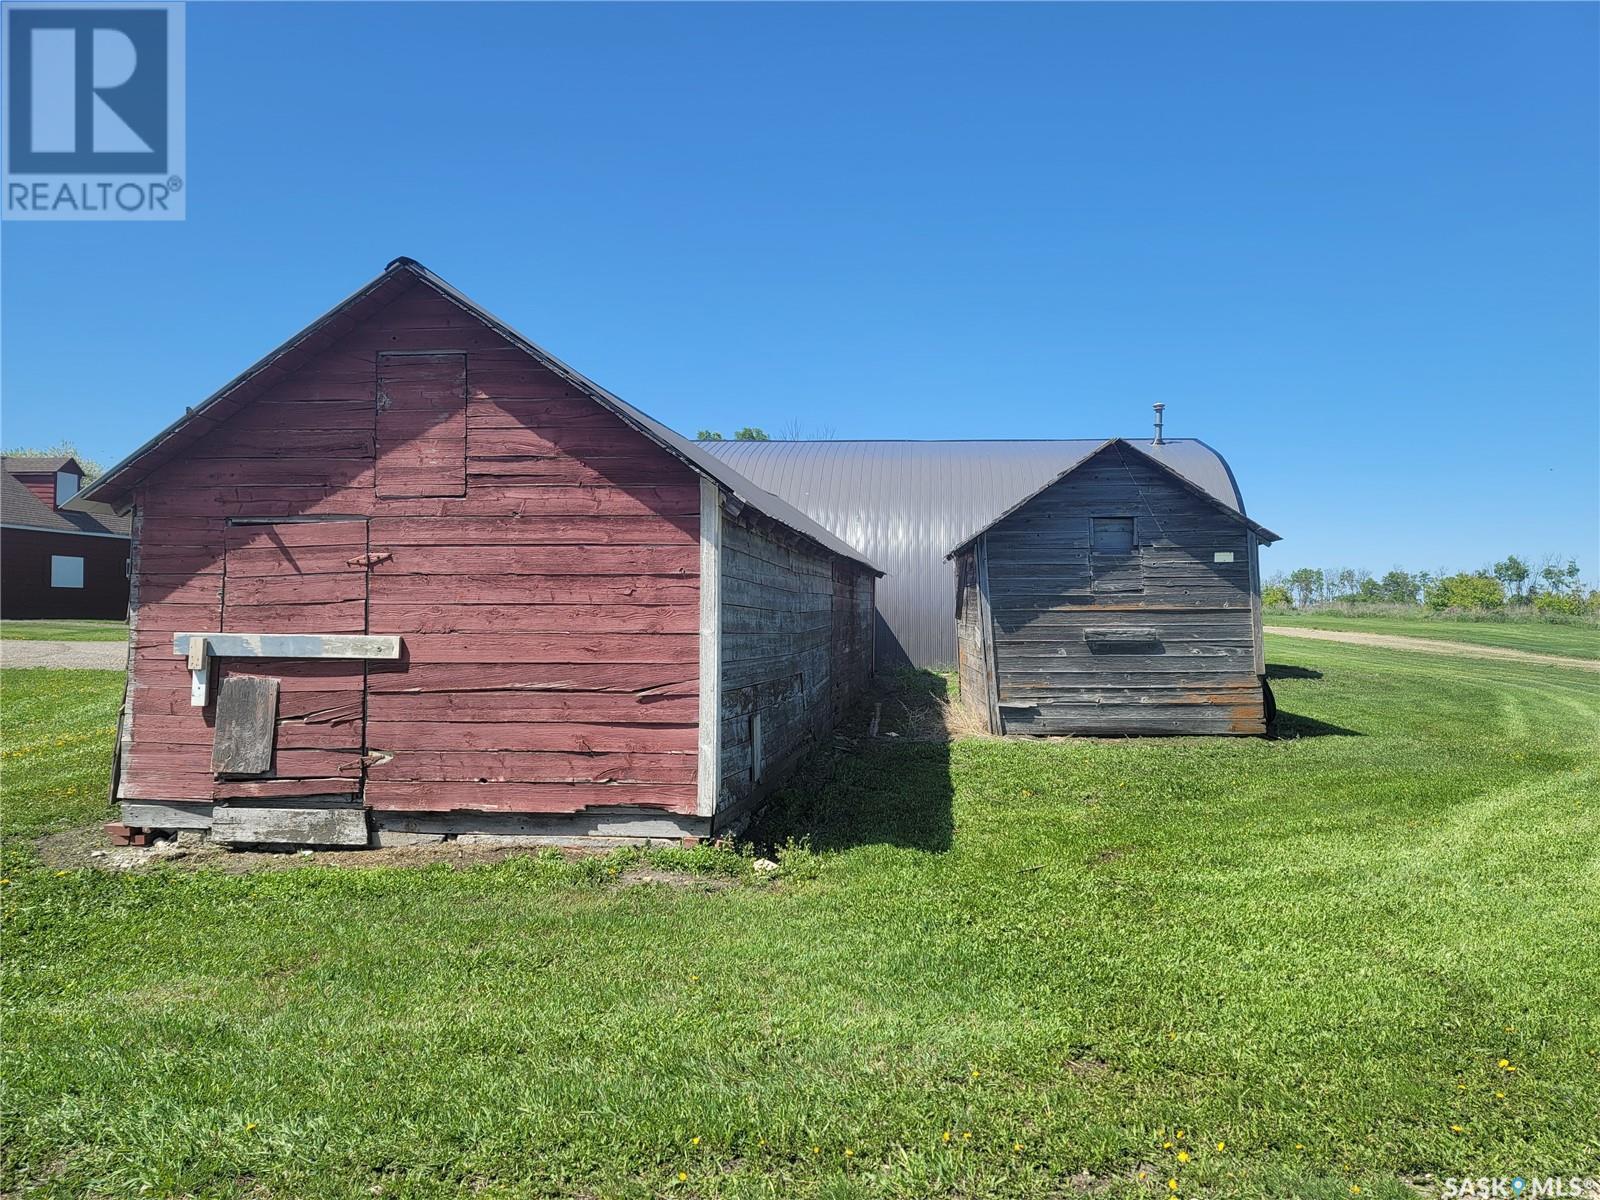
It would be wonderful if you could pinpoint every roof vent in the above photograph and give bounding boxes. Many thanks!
[1152,403,1166,446]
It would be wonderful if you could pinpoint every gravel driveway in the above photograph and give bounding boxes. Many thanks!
[1264,625,1599,672]
[0,640,129,670]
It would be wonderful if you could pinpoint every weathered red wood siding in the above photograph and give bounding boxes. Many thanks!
[11,472,59,508]
[119,281,700,816]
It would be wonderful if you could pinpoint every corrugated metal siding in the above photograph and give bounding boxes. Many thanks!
[697,439,1246,669]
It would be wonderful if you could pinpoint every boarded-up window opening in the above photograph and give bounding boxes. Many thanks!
[1091,517,1136,554]
[1090,516,1142,595]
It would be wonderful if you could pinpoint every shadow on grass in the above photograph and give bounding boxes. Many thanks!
[1267,662,1324,681]
[1271,711,1361,739]
[746,671,955,854]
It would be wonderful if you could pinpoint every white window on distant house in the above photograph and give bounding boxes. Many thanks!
[50,555,85,589]
[54,470,79,507]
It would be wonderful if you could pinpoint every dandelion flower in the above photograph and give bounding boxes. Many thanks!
[1295,1144,1305,1150]
[1163,1141,1173,1149]
[971,1069,981,1078]
[1175,1130,1184,1139]
[812,1146,820,1155]
[1168,1180,1179,1193]
[1351,1188,1361,1196]
[1498,1059,1510,1069]
[1450,1125,1464,1133]
[1176,1150,1190,1163]
[962,1132,971,1141]
[245,1123,257,1132]
[1216,1142,1225,1151]
[1495,1092,1505,1099]
[677,1172,687,1183]
[690,1137,700,1146]
[1013,1142,1023,1152]
[942,1131,951,1143]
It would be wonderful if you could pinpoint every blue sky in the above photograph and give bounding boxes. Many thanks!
[3,2,1595,577]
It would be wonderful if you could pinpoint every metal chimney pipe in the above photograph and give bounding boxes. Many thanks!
[1152,403,1166,445]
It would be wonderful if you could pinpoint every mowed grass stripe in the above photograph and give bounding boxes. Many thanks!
[1265,609,1599,660]
[2,640,1597,1199]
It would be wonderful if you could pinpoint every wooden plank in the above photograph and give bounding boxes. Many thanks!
[210,676,279,775]
[365,662,695,695]
[976,536,1003,735]
[121,801,213,830]
[367,720,697,753]
[368,574,698,606]
[368,750,695,785]
[395,633,693,664]
[367,515,695,546]
[368,690,696,724]
[366,544,696,577]
[172,633,401,660]
[697,476,721,818]
[213,777,360,799]
[366,603,697,635]
[211,803,369,847]
[365,780,697,815]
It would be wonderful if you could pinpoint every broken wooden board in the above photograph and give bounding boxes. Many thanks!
[210,800,369,847]
[211,675,279,776]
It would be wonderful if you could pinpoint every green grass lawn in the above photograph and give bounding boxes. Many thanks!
[0,618,129,642]
[1265,609,1600,660]
[3,641,1598,1199]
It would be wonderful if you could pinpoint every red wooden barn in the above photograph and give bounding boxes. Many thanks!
[78,258,879,848]
[2,455,130,620]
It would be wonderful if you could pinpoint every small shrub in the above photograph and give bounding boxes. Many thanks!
[1425,573,1504,611]
[1533,591,1583,617]
[1262,584,1293,609]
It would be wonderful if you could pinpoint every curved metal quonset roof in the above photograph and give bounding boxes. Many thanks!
[698,438,1250,669]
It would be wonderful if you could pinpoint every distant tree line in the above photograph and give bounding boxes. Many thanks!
[1263,555,1595,616]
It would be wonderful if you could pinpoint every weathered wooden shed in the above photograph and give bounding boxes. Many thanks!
[948,438,1281,736]
[76,258,879,848]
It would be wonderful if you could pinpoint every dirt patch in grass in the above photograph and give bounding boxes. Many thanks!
[32,823,737,881]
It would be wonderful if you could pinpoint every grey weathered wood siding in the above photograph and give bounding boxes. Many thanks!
[953,549,992,728]
[982,442,1265,736]
[718,507,874,812]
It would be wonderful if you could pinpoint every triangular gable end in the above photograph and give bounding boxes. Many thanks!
[946,438,1280,559]
[76,258,881,575]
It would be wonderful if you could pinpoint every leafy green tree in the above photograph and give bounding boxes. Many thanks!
[1286,567,1323,607]
[1261,584,1292,608]
[1492,555,1530,601]
[696,430,724,441]
[1533,591,1583,616]
[733,427,770,441]
[1375,569,1419,604]
[1538,558,1581,597]
[1424,573,1504,610]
